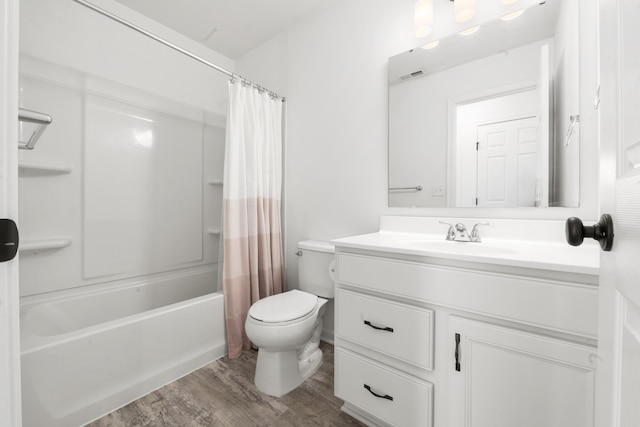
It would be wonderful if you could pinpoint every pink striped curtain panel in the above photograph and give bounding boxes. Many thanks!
[223,81,284,359]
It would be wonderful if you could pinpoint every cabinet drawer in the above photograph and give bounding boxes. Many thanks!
[336,289,433,370]
[337,253,598,338]
[335,348,433,427]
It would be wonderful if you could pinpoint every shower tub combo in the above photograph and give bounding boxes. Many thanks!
[20,266,226,427]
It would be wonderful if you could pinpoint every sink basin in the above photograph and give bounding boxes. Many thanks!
[396,239,519,256]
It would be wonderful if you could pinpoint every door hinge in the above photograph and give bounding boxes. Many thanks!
[475,198,478,206]
[455,333,461,371]
[476,141,479,150]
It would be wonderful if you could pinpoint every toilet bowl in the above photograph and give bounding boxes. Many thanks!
[245,241,335,397]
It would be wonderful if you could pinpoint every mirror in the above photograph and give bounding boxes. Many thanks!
[388,1,580,208]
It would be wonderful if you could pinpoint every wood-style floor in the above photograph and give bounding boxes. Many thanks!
[88,342,364,427]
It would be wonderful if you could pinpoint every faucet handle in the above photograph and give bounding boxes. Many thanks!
[470,222,490,242]
[454,223,467,232]
[439,221,455,241]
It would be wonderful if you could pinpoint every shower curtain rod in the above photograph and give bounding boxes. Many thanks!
[72,0,284,101]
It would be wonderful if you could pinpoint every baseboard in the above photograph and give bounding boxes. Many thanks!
[320,328,334,345]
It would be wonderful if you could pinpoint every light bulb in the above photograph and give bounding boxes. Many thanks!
[500,9,525,20]
[459,25,480,36]
[454,0,476,23]
[414,0,434,38]
[421,40,440,49]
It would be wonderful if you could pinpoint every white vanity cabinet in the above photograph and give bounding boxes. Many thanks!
[332,236,599,427]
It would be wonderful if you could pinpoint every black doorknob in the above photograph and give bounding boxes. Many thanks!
[0,219,19,262]
[565,214,614,251]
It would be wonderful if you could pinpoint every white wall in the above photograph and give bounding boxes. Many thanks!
[236,1,412,285]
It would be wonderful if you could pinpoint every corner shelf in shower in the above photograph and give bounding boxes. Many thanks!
[207,227,222,235]
[18,160,73,177]
[20,237,72,253]
[207,178,223,185]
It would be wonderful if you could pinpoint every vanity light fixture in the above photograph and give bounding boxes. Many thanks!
[414,0,434,38]
[453,0,476,23]
[459,25,480,36]
[421,40,440,49]
[500,8,525,20]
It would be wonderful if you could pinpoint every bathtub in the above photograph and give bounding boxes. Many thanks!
[20,266,226,427]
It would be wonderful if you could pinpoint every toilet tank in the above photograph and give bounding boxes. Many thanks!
[297,240,335,298]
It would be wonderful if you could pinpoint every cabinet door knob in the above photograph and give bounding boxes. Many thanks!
[565,214,614,251]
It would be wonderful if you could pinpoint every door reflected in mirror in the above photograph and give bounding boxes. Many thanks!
[388,0,580,208]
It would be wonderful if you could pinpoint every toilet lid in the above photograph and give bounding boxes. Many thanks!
[249,290,318,323]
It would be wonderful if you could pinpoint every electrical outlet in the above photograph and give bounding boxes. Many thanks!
[432,184,445,197]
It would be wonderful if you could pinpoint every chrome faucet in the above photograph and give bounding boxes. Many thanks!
[453,223,471,242]
[439,221,471,242]
[440,221,489,242]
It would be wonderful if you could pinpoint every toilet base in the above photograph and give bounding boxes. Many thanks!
[254,347,323,397]
[298,347,323,384]
[254,311,325,397]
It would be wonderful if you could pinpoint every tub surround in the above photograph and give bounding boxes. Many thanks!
[332,216,599,427]
[18,55,225,298]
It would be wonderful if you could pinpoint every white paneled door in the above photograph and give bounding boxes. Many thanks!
[596,1,640,426]
[476,116,538,207]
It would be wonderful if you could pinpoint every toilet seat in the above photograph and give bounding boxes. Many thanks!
[249,290,318,323]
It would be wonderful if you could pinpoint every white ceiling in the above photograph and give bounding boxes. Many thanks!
[113,0,335,59]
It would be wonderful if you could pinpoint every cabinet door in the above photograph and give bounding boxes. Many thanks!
[448,316,596,427]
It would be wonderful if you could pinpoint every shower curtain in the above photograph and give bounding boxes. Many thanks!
[222,81,284,359]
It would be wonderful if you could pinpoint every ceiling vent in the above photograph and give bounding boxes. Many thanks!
[399,70,425,80]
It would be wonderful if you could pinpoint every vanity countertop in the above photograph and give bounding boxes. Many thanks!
[332,231,600,276]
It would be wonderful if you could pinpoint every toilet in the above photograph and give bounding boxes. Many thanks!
[245,240,335,397]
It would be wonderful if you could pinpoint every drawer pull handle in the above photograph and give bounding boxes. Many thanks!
[364,384,394,401]
[364,320,394,333]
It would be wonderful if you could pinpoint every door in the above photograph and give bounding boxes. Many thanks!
[448,316,596,427]
[595,1,640,426]
[476,116,538,207]
[0,0,22,425]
